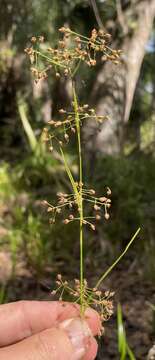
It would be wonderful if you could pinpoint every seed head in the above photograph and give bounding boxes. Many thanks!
[56,72,60,78]
[99,197,107,202]
[105,213,110,220]
[59,27,66,32]
[39,35,44,42]
[89,189,95,195]
[57,274,62,281]
[54,121,62,127]
[98,29,104,37]
[47,207,53,212]
[63,219,70,224]
[51,290,57,295]
[48,120,55,125]
[64,133,69,141]
[57,192,63,197]
[107,187,112,195]
[106,199,111,203]
[94,204,100,211]
[90,59,96,66]
[74,279,80,285]
[64,69,69,76]
[59,27,71,33]
[42,200,48,206]
[59,109,66,114]
[49,218,55,224]
[31,36,37,43]
[105,33,111,39]
[90,224,96,231]
[59,40,66,48]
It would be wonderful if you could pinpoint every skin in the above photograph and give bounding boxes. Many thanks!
[0,301,101,360]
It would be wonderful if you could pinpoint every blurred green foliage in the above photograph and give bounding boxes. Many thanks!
[0,152,80,280]
[93,154,155,278]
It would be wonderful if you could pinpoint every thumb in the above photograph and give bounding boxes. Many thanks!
[0,318,93,360]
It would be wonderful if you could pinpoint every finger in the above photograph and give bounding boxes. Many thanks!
[0,301,101,346]
[84,307,101,336]
[83,337,98,360]
[56,303,101,336]
[0,318,95,360]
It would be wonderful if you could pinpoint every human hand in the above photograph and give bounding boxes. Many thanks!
[0,300,101,359]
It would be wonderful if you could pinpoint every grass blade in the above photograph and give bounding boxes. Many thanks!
[127,344,136,360]
[117,303,136,360]
[95,227,140,289]
[18,98,38,152]
[117,303,127,360]
[60,147,79,199]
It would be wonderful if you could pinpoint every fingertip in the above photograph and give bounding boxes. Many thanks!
[55,302,80,322]
[84,337,98,360]
[56,302,101,336]
[84,307,101,336]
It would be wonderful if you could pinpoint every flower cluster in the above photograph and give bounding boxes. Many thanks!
[43,184,111,230]
[45,104,108,146]
[24,28,122,82]
[51,274,114,334]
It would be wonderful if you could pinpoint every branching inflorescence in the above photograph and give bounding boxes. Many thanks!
[43,185,111,230]
[25,27,122,81]
[46,105,109,147]
[25,27,140,332]
[51,274,114,335]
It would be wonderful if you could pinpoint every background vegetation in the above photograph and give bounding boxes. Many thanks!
[0,1,155,358]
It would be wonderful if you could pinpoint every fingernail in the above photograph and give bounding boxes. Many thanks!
[59,317,92,360]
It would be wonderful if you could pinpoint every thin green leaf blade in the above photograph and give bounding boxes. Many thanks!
[18,99,38,152]
[60,147,79,198]
[95,227,140,289]
[117,303,127,359]
[127,344,136,360]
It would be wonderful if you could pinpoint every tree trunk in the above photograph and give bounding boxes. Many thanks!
[85,0,155,155]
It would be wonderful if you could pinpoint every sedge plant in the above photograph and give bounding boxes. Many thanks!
[25,27,140,334]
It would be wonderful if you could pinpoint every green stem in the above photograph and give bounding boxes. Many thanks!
[71,59,82,78]
[73,84,84,313]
